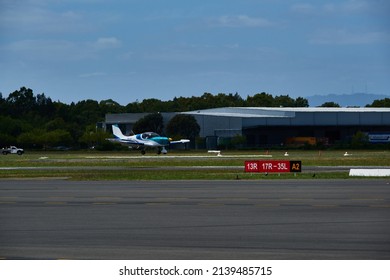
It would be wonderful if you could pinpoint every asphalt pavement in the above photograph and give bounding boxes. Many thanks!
[0,179,389,259]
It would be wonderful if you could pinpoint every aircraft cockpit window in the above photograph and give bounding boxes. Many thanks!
[142,132,160,139]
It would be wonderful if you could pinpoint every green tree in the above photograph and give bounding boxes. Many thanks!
[99,99,124,114]
[0,116,25,137]
[133,113,164,134]
[79,126,111,148]
[43,129,73,147]
[0,133,16,147]
[125,101,142,113]
[274,95,296,107]
[319,102,340,107]
[246,92,274,107]
[166,114,200,140]
[72,99,103,124]
[231,134,246,148]
[36,93,55,117]
[45,117,68,131]
[295,97,309,107]
[5,87,36,117]
[367,98,390,107]
[139,98,165,112]
[17,129,46,148]
[0,92,5,114]
[351,131,369,148]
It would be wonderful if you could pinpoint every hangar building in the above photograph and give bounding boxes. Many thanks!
[104,107,390,149]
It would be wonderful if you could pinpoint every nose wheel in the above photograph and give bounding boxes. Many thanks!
[157,147,167,155]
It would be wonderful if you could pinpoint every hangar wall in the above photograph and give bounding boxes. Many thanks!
[183,108,390,148]
[104,108,390,149]
[192,115,242,137]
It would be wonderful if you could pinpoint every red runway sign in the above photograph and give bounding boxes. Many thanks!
[245,160,301,173]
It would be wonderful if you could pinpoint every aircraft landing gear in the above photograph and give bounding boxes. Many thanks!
[141,149,146,155]
[157,147,167,155]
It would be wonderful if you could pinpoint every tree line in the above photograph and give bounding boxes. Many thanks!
[1,87,389,149]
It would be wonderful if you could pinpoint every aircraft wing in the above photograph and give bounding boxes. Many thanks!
[170,139,190,144]
[106,138,145,146]
[143,141,160,147]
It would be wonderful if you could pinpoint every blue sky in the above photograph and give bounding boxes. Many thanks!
[1,0,389,105]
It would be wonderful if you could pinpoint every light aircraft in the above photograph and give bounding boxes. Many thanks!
[107,124,190,154]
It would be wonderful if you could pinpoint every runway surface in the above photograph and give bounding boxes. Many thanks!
[0,179,389,259]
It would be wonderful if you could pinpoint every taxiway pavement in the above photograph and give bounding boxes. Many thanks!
[1,179,389,259]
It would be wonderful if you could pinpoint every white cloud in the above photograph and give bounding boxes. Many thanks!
[1,37,122,63]
[310,29,389,45]
[143,45,226,62]
[94,37,122,49]
[0,4,89,35]
[210,15,274,28]
[3,39,77,56]
[291,3,316,14]
[79,72,107,78]
[341,0,369,12]
[291,0,370,15]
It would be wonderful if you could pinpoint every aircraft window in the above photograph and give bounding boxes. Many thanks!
[142,132,160,139]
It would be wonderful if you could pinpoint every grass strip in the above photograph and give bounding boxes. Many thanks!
[0,150,388,180]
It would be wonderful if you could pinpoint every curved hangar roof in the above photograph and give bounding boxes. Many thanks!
[183,107,390,126]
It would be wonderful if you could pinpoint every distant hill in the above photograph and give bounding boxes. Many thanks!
[307,93,389,107]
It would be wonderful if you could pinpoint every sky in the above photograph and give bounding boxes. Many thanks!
[0,0,389,105]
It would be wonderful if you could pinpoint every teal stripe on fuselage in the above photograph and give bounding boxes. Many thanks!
[150,137,170,146]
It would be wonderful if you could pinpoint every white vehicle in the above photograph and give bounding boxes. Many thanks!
[107,124,190,155]
[1,146,24,155]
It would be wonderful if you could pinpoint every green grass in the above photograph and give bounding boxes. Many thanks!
[0,149,389,180]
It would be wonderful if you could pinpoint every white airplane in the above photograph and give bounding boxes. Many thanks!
[107,124,190,154]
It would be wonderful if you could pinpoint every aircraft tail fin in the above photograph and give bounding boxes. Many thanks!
[112,124,127,139]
